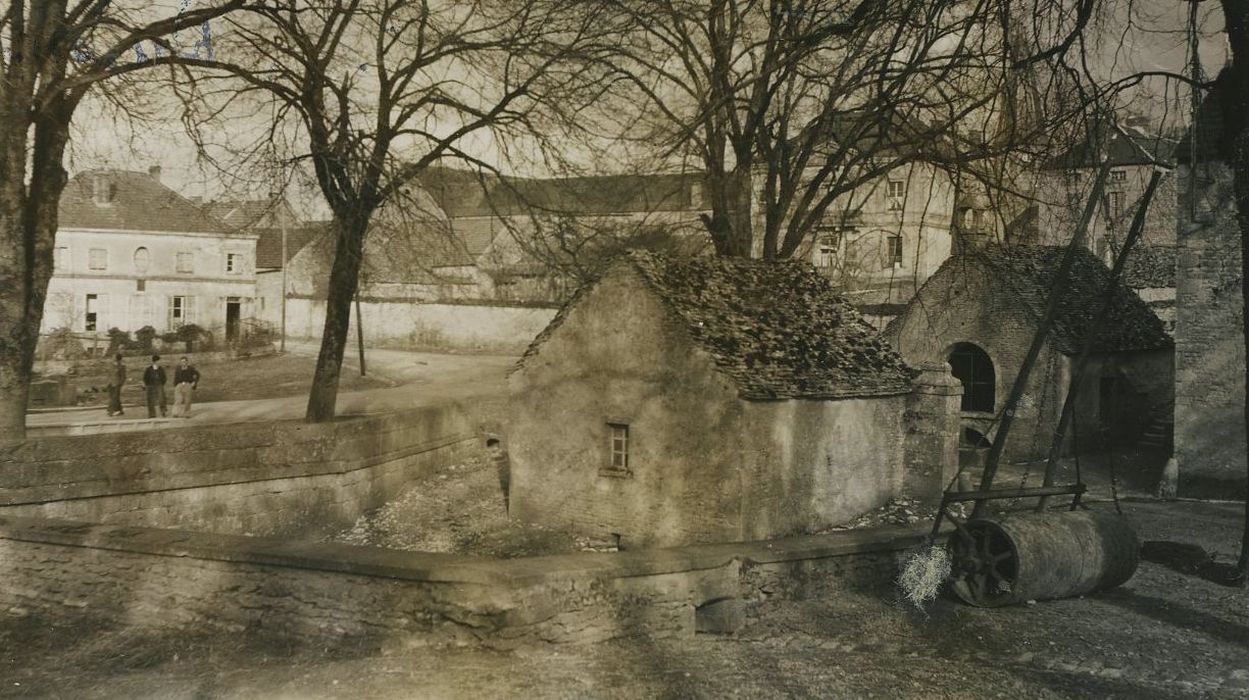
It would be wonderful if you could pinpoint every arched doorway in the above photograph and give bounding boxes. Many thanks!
[948,342,995,413]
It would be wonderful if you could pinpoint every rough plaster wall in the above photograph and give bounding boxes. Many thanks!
[1032,165,1177,253]
[1070,351,1174,449]
[283,297,556,353]
[737,396,906,539]
[1175,162,1247,496]
[0,407,478,536]
[507,269,748,548]
[886,258,1068,463]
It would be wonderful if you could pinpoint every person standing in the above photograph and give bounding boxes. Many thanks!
[142,354,168,418]
[172,356,200,418]
[106,353,126,416]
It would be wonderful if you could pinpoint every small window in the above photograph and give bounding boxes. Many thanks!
[1109,169,1127,182]
[226,252,242,274]
[54,246,69,272]
[91,175,116,205]
[133,246,150,273]
[136,279,146,292]
[88,248,107,270]
[886,180,905,211]
[887,235,904,267]
[176,252,194,273]
[607,423,629,472]
[1106,191,1125,222]
[85,293,99,331]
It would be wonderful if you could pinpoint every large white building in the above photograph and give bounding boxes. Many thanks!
[41,168,259,343]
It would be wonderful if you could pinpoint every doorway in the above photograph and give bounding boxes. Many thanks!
[226,297,241,342]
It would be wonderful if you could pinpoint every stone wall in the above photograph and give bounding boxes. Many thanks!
[1174,161,1247,497]
[285,297,556,353]
[903,363,964,499]
[0,406,478,536]
[0,515,923,647]
[508,270,749,548]
[508,268,949,548]
[886,258,1069,463]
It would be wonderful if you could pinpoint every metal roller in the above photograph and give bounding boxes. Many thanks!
[949,510,1139,607]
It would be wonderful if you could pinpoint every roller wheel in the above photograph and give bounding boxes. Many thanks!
[949,518,1020,607]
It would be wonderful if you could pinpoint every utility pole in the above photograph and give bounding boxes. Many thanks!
[355,295,366,376]
[279,190,288,353]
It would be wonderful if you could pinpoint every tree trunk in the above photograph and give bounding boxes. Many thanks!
[1221,0,1249,582]
[305,216,367,422]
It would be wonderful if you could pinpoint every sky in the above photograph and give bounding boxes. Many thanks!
[65,0,1234,222]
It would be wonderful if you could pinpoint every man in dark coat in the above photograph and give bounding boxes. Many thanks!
[142,354,167,418]
[107,353,126,416]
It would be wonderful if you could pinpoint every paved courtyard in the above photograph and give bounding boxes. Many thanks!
[0,500,1245,699]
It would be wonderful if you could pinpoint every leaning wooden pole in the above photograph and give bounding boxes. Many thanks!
[971,164,1112,519]
[1036,168,1168,511]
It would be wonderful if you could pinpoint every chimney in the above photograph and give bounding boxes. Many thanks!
[148,165,162,182]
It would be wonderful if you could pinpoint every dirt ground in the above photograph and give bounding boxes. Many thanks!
[52,353,391,408]
[2,499,1246,699]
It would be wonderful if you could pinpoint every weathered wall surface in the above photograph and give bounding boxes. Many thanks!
[0,516,922,647]
[1174,161,1247,497]
[886,258,1068,463]
[736,395,908,540]
[903,363,964,498]
[0,407,478,536]
[508,270,748,548]
[284,297,556,353]
[1070,350,1174,448]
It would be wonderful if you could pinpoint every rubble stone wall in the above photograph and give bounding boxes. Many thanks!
[1174,161,1247,497]
[0,406,479,536]
[0,516,922,647]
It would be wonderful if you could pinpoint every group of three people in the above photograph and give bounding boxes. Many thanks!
[107,354,201,418]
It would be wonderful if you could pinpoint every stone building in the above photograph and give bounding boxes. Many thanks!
[885,245,1173,465]
[1173,86,1246,497]
[507,252,961,548]
[42,169,259,344]
[1030,121,1177,261]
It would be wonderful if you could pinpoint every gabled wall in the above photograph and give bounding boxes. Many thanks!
[507,268,747,547]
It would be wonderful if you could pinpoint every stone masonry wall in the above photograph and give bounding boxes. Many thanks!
[903,363,963,500]
[0,515,923,647]
[1174,161,1247,497]
[0,406,478,536]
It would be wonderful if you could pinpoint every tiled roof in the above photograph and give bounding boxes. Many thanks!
[973,245,1172,354]
[1043,123,1175,170]
[417,166,710,218]
[1122,245,1176,289]
[59,170,235,234]
[255,224,326,269]
[521,252,916,400]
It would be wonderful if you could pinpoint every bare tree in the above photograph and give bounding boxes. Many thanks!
[587,0,1084,261]
[182,0,616,421]
[0,0,244,442]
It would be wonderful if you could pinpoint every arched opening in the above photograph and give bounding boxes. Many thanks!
[962,427,992,448]
[948,342,995,413]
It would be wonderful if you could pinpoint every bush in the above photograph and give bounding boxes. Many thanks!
[175,323,212,352]
[42,327,85,360]
[239,320,278,350]
[105,328,132,356]
[133,326,157,354]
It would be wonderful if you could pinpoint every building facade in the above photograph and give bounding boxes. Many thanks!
[1173,88,1247,498]
[41,169,258,344]
[507,252,959,548]
[885,245,1174,466]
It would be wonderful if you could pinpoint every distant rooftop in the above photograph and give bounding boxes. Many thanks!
[59,169,235,234]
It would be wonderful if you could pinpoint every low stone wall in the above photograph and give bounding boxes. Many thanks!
[286,298,557,353]
[0,515,922,647]
[0,406,478,537]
